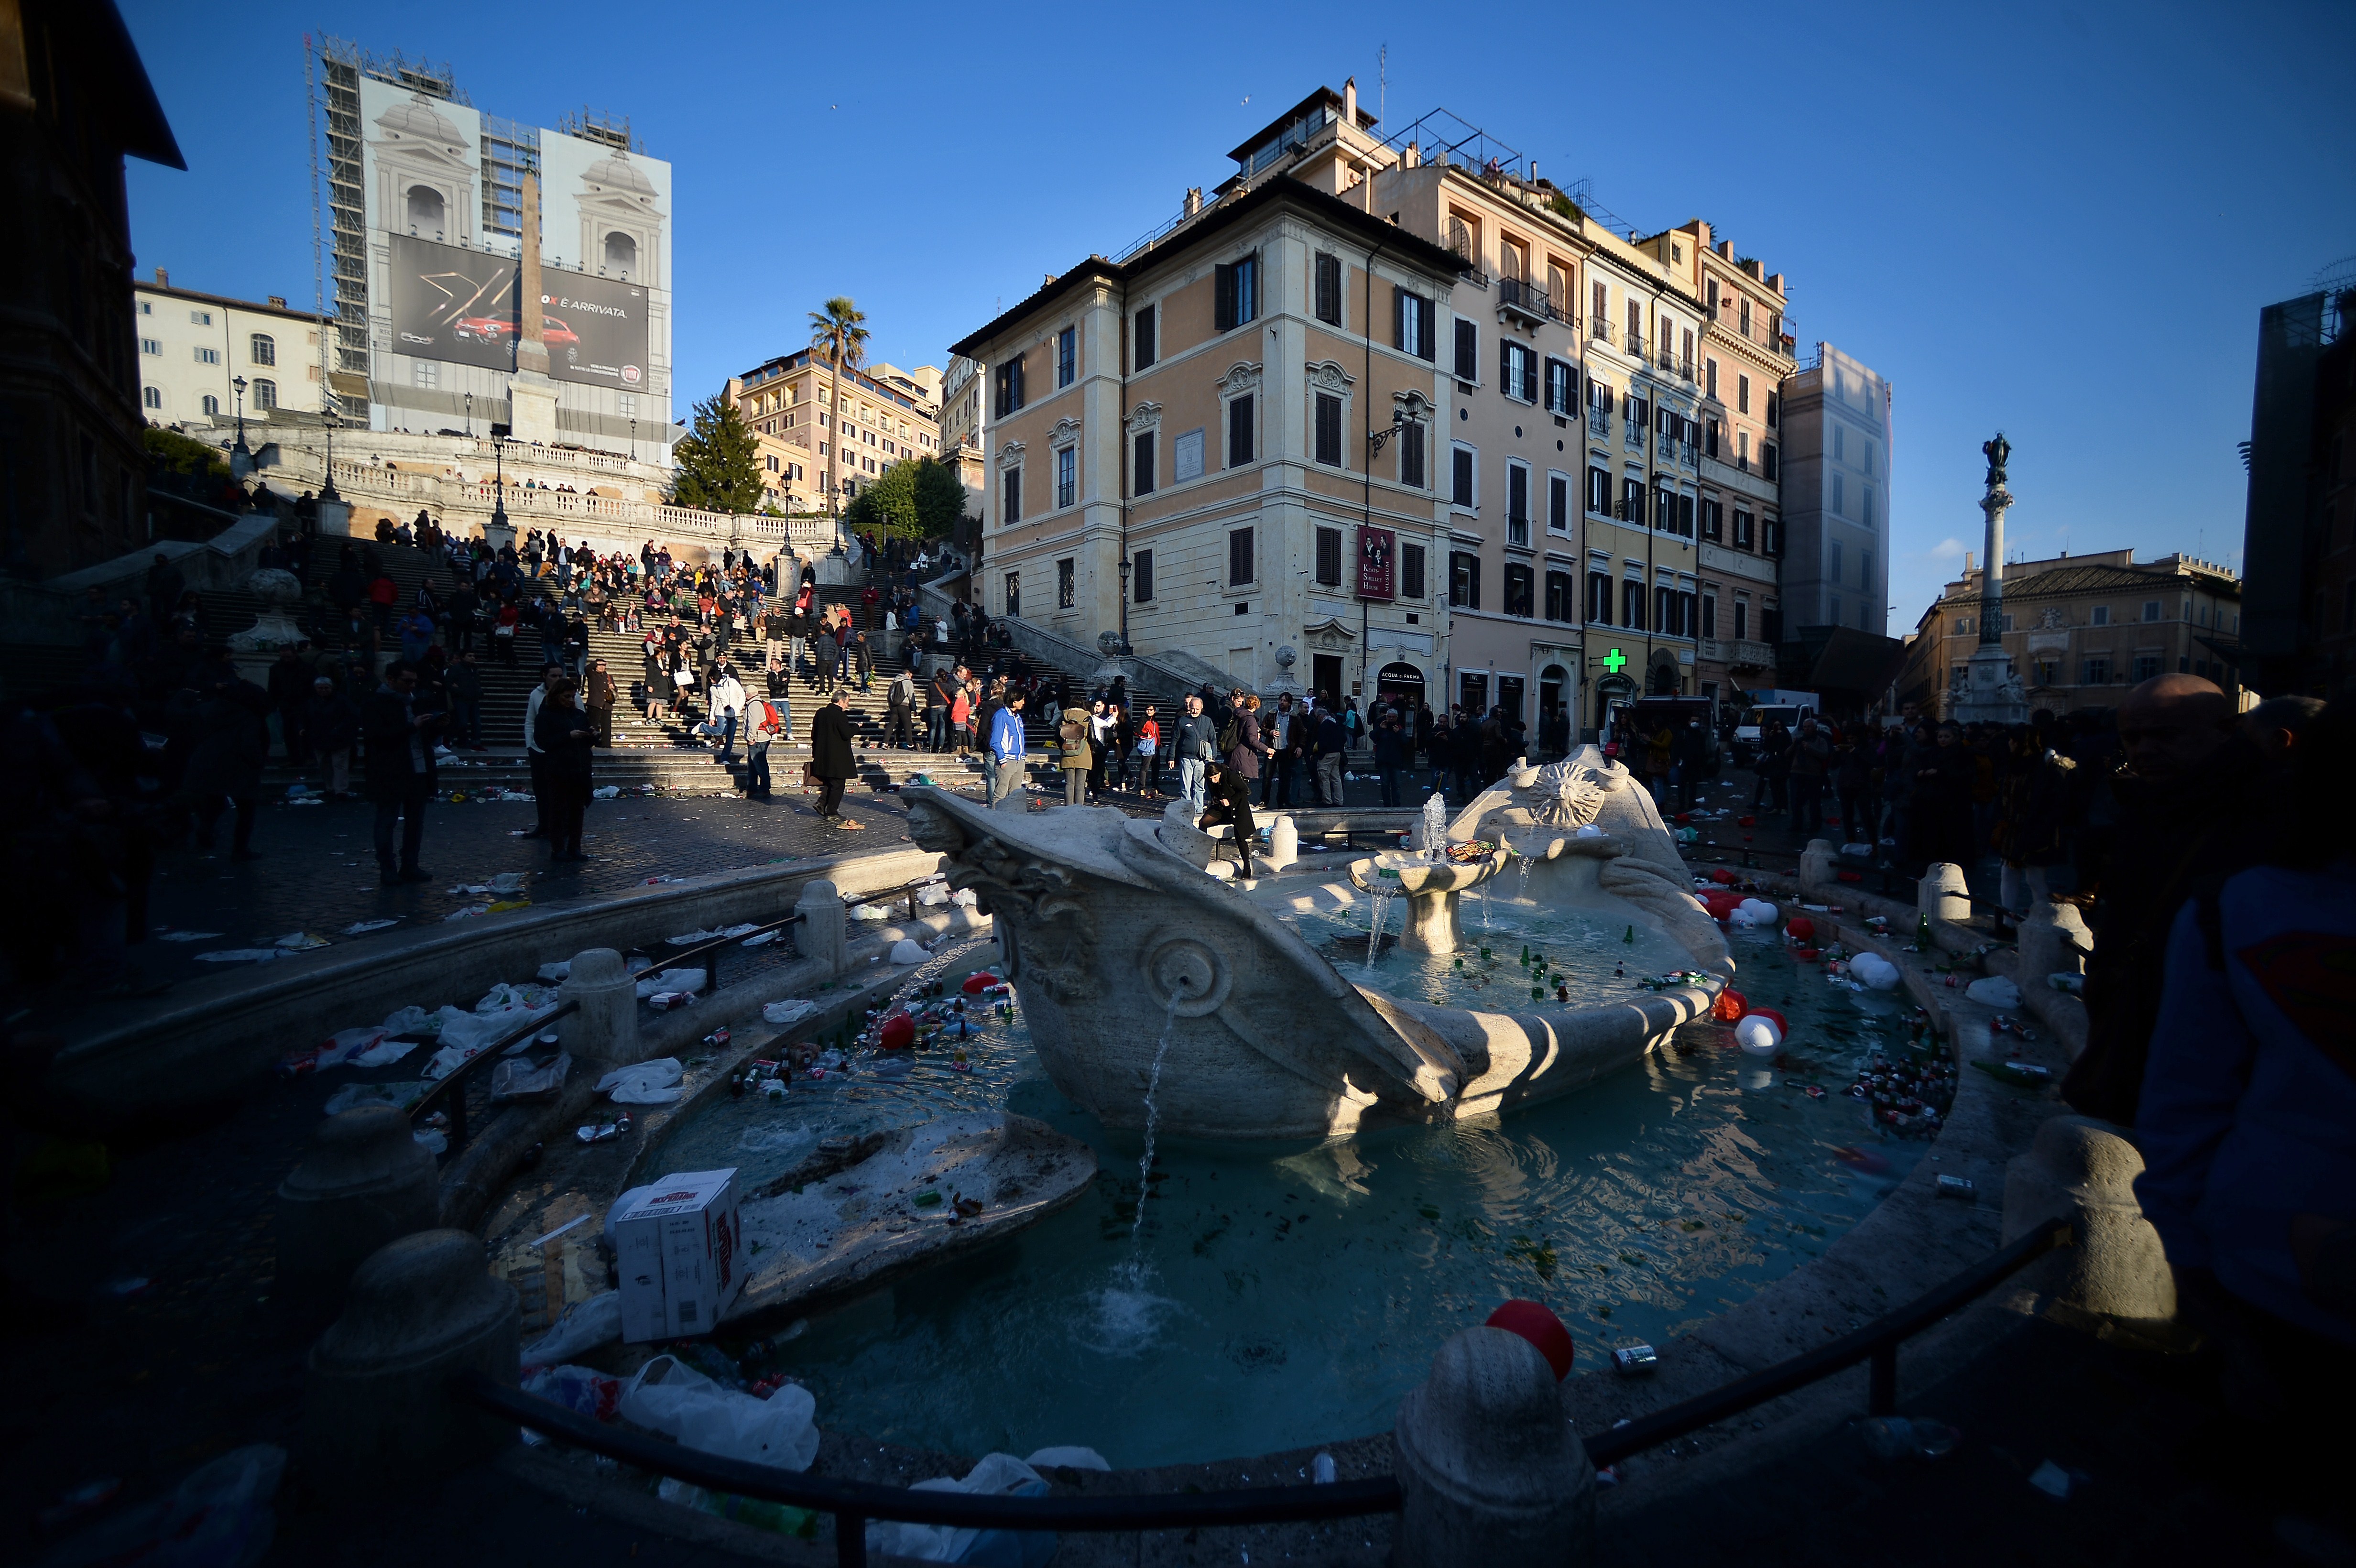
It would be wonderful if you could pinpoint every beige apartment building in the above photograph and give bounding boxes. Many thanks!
[1675,222,1793,701]
[729,352,943,512]
[938,354,987,506]
[951,86,1467,705]
[1893,548,2243,718]
[135,270,330,428]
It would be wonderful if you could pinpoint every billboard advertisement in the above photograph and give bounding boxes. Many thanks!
[358,76,484,249]
[1357,525,1396,601]
[539,272,648,390]
[387,235,518,371]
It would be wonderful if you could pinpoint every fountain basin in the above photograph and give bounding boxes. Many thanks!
[902,787,1727,1141]
[1346,846,1511,954]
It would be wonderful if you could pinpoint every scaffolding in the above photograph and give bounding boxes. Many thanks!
[557,108,641,153]
[480,114,539,242]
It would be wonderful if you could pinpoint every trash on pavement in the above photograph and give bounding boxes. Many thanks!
[635,967,707,999]
[1965,975,2023,1008]
[620,1352,816,1468]
[537,960,571,983]
[613,1170,745,1342]
[667,923,761,946]
[321,1080,428,1116]
[342,918,401,936]
[889,939,927,965]
[655,1477,818,1539]
[522,1289,625,1367]
[593,784,622,798]
[273,931,332,951]
[156,930,223,942]
[444,904,490,922]
[413,1126,448,1154]
[763,999,818,1027]
[850,904,889,921]
[40,1445,285,1568]
[867,1452,1057,1564]
[522,1362,624,1421]
[1855,1416,1960,1461]
[742,927,785,947]
[193,948,283,963]
[491,1052,571,1104]
[596,1058,686,1104]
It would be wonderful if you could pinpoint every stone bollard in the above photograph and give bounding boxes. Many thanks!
[1798,837,1837,892]
[1393,1326,1594,1568]
[796,878,849,974]
[1265,815,1299,871]
[277,1106,439,1306]
[559,947,642,1066]
[302,1229,519,1490]
[1919,862,1972,926]
[2003,1114,2177,1321]
[2017,899,2092,985]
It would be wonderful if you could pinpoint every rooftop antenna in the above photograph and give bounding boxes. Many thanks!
[1378,43,1386,127]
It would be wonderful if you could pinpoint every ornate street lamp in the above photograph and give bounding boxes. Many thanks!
[229,374,252,478]
[465,391,474,438]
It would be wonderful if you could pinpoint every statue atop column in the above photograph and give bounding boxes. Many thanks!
[1982,432,2010,490]
[1953,430,2028,723]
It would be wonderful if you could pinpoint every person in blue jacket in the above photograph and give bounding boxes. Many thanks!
[987,691,1027,808]
[2135,699,2356,1455]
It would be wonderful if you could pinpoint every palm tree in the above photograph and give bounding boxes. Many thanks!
[808,296,869,521]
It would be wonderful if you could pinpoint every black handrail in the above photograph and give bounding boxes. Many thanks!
[410,997,579,1159]
[1584,1215,2074,1466]
[658,913,806,996]
[453,1216,2075,1560]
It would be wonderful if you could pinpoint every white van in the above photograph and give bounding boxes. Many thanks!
[1731,690,1819,765]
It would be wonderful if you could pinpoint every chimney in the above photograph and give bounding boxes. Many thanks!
[268,295,287,309]
[1183,186,1202,218]
[1342,77,1356,126]
[154,267,167,286]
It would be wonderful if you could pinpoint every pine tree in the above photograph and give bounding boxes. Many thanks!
[911,457,971,538]
[669,393,765,514]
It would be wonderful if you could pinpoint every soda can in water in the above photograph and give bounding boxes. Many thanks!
[1611,1344,1659,1376]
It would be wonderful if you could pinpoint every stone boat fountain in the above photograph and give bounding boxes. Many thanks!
[902,744,1729,1142]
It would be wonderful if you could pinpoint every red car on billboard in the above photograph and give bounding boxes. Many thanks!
[542,316,580,349]
[453,315,512,343]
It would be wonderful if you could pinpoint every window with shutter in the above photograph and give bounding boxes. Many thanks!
[1452,446,1475,509]
[1229,527,1254,586]
[1679,494,1695,536]
[1546,570,1573,622]
[1134,549,1154,603]
[1400,421,1425,489]
[1215,263,1236,332]
[1133,432,1156,496]
[1001,464,1023,525]
[1401,543,1426,600]
[1314,393,1342,467]
[1623,579,1645,630]
[1057,326,1076,388]
[1134,305,1156,370]
[1701,595,1716,639]
[1504,563,1533,618]
[1450,551,1481,610]
[1314,252,1342,325]
[1507,464,1530,543]
[1548,472,1569,532]
[1315,526,1342,586]
[1587,466,1611,514]
[1227,392,1254,466]
[1455,318,1478,382]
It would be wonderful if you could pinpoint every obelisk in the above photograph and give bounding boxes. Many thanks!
[1951,432,2028,723]
[505,169,560,445]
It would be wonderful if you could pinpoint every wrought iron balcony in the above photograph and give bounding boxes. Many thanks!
[1588,316,1614,347]
[1498,276,1559,324]
[1588,410,1610,438]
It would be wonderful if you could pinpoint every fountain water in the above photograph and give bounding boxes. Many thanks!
[1421,791,1449,863]
[1363,890,1393,972]
[1128,982,1187,1246]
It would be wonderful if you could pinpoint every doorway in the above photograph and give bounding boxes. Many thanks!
[1458,671,1489,717]
[1312,653,1343,705]
[1496,674,1526,725]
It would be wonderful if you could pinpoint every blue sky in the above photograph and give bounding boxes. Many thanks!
[123,0,2355,625]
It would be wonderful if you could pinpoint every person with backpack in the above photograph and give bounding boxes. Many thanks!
[744,692,788,800]
[1057,706,1092,806]
[1134,703,1163,796]
[1312,702,1349,806]
[885,667,917,749]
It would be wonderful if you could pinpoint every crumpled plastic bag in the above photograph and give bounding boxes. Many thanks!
[523,1290,624,1367]
[762,999,818,1027]
[322,1080,426,1115]
[313,1026,389,1069]
[537,960,572,983]
[523,1362,623,1422]
[889,939,927,965]
[41,1443,285,1568]
[1966,975,2023,1009]
[850,904,889,921]
[593,784,622,799]
[595,1058,684,1104]
[917,883,951,906]
[1850,952,1902,991]
[668,923,760,946]
[635,968,707,999]
[619,1355,819,1471]
[353,1035,418,1068]
[491,1051,571,1103]
[382,1004,437,1035]
[867,1452,1056,1565]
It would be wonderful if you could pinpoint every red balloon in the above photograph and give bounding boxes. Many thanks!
[1739,815,1757,828]
[961,972,992,995]
[1709,868,1736,884]
[1485,1299,1574,1381]
[1785,916,1817,943]
[1743,1005,1789,1035]
[1674,812,1692,825]
[1711,987,1748,1021]
[877,1012,917,1051]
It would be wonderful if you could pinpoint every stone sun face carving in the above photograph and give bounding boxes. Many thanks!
[1531,762,1607,828]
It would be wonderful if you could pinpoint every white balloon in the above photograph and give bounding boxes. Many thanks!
[1734,1015,1781,1056]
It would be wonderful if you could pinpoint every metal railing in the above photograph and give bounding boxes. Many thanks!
[452,1216,2072,1561]
[658,914,805,997]
[410,997,579,1161]
[1498,276,1559,322]
[1588,316,1615,347]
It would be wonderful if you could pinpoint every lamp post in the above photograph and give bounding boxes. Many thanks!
[319,392,340,503]
[229,375,252,479]
[464,391,473,439]
[629,417,637,464]
[490,431,509,536]
[1116,557,1132,652]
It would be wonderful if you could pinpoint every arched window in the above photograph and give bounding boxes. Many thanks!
[201,393,220,415]
[251,378,277,410]
[406,185,446,237]
[602,230,638,278]
[249,332,276,366]
[142,385,162,410]
[1375,661,1426,707]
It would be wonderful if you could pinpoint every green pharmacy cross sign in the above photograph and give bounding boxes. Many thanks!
[1602,647,1628,674]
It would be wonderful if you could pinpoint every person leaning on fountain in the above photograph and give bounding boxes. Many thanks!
[1198,758,1257,878]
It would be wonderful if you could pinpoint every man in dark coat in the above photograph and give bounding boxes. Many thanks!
[2063,675,2271,1126]
[266,645,315,765]
[363,662,441,885]
[179,663,270,860]
[809,689,860,828]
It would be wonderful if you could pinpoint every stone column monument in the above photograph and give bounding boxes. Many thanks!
[1951,432,2029,724]
[506,171,561,445]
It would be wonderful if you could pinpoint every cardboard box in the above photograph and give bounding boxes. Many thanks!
[613,1168,743,1342]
